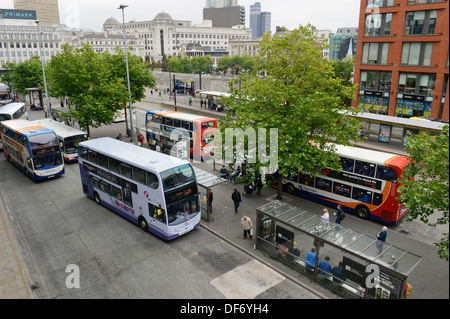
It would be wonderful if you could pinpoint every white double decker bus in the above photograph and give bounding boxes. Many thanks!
[78,137,201,240]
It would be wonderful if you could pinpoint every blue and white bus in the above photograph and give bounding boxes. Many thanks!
[0,119,65,181]
[78,137,201,240]
[33,119,88,163]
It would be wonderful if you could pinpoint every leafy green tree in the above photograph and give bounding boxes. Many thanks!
[331,56,355,88]
[219,24,362,199]
[161,54,169,72]
[47,43,128,137]
[398,125,449,261]
[4,56,44,95]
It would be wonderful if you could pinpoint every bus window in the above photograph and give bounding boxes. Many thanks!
[316,177,332,192]
[112,185,122,201]
[149,203,166,223]
[202,121,215,129]
[120,163,132,179]
[333,182,351,198]
[352,187,372,204]
[340,157,355,172]
[78,146,87,159]
[146,172,159,189]
[152,115,162,123]
[355,161,375,177]
[376,166,397,182]
[98,154,109,169]
[109,158,120,174]
[166,118,173,126]
[100,181,112,196]
[174,120,181,128]
[299,172,314,186]
[373,193,383,205]
[88,150,98,164]
[132,167,146,184]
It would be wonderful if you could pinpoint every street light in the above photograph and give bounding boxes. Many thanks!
[35,20,50,118]
[118,4,135,143]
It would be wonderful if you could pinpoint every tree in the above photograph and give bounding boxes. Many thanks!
[218,24,362,199]
[47,43,128,137]
[4,56,44,95]
[398,125,449,261]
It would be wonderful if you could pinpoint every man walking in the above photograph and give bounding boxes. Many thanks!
[232,189,242,215]
[207,189,213,215]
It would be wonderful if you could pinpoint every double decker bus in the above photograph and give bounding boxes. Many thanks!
[145,110,218,161]
[0,83,11,105]
[0,103,29,150]
[78,137,201,240]
[33,119,88,163]
[280,145,410,225]
[0,119,65,181]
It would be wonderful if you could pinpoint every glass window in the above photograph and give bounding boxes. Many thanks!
[352,187,372,204]
[340,157,355,172]
[149,203,166,223]
[315,177,332,192]
[333,182,352,198]
[109,158,120,174]
[373,193,383,205]
[161,164,195,191]
[423,43,433,65]
[88,150,98,164]
[100,181,112,196]
[376,166,398,182]
[98,154,108,169]
[146,172,159,189]
[78,146,87,159]
[132,167,146,184]
[111,186,122,201]
[299,172,314,186]
[119,163,132,179]
[428,10,437,34]
[355,161,376,177]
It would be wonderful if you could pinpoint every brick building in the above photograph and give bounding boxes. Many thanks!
[352,0,449,121]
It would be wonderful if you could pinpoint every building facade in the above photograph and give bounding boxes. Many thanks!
[352,0,449,121]
[203,6,246,28]
[329,27,358,60]
[13,0,60,25]
[103,12,252,61]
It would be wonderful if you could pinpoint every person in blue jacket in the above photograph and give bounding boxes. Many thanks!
[305,248,317,269]
[377,226,388,254]
[318,256,332,276]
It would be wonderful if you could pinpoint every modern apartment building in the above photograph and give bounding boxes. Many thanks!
[13,0,60,25]
[352,0,449,121]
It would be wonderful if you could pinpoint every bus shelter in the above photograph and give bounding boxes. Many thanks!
[192,166,227,222]
[255,200,423,299]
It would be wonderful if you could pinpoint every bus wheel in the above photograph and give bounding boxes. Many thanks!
[285,183,295,195]
[138,217,148,232]
[93,192,101,205]
[356,205,370,220]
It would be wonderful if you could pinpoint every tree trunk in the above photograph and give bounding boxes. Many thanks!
[277,173,283,200]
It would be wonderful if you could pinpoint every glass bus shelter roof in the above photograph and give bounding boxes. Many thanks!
[193,166,227,189]
[257,200,422,277]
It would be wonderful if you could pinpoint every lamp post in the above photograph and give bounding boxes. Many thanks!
[35,20,50,118]
[118,4,135,143]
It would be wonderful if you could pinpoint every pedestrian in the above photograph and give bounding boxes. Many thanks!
[377,226,388,254]
[227,166,241,185]
[404,282,413,299]
[305,248,317,270]
[232,189,242,215]
[137,132,145,146]
[318,256,332,277]
[207,188,213,214]
[156,143,161,153]
[189,96,192,106]
[241,215,253,240]
[334,204,345,225]
[321,208,330,225]
[331,262,347,284]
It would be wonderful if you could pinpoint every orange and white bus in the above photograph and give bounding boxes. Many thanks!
[145,110,218,161]
[280,144,410,225]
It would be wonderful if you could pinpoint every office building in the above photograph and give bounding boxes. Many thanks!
[250,2,271,38]
[13,0,60,25]
[203,6,246,28]
[329,27,358,60]
[352,0,449,121]
[205,0,238,8]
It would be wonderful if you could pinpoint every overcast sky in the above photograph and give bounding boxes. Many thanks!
[1,0,361,32]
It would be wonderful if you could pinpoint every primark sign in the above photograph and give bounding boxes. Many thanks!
[0,9,37,20]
